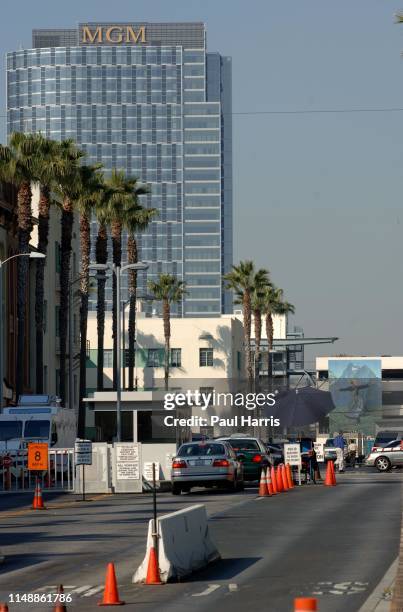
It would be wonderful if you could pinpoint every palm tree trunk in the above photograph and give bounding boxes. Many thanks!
[163,298,170,391]
[78,212,90,438]
[35,186,50,393]
[243,291,253,391]
[127,234,138,391]
[254,308,262,386]
[265,312,273,381]
[59,196,74,405]
[96,223,108,391]
[16,181,33,400]
[111,221,122,390]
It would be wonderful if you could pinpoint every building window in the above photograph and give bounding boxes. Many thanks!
[55,241,61,273]
[199,348,213,367]
[43,300,48,334]
[43,365,48,392]
[104,349,113,368]
[55,305,60,337]
[170,348,181,368]
[237,351,241,371]
[147,349,160,367]
[55,369,60,396]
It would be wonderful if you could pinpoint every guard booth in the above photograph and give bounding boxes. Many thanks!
[80,391,184,493]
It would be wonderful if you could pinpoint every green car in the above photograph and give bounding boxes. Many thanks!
[216,436,272,481]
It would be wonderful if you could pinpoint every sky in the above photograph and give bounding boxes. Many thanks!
[1,0,403,365]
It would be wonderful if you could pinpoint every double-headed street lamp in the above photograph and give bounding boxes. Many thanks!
[0,251,46,411]
[89,261,149,442]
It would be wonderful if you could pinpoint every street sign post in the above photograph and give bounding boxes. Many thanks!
[284,443,302,485]
[75,439,93,501]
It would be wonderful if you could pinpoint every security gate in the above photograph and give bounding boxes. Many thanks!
[0,448,75,492]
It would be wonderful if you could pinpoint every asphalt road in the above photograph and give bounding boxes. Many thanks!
[0,468,401,611]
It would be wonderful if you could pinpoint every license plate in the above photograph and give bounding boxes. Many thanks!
[189,459,209,466]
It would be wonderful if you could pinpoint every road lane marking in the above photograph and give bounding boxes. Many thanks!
[228,584,238,592]
[70,586,92,594]
[82,586,104,597]
[192,584,220,597]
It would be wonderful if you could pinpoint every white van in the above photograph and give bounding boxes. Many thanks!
[0,395,76,453]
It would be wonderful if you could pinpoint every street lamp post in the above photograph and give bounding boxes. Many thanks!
[0,252,46,412]
[89,261,148,442]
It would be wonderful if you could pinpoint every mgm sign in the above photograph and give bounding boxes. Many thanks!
[81,25,146,44]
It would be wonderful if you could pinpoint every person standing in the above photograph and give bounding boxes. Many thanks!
[348,439,357,467]
[333,431,347,472]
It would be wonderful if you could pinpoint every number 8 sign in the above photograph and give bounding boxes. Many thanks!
[28,443,49,471]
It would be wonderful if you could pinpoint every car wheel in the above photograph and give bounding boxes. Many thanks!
[171,483,182,495]
[181,485,191,493]
[236,478,245,491]
[375,456,391,472]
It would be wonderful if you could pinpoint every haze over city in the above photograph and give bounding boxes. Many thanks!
[2,0,403,359]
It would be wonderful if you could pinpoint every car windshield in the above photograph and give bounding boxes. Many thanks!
[325,439,335,447]
[226,439,260,451]
[24,420,50,438]
[0,421,23,441]
[178,443,226,457]
[375,434,398,446]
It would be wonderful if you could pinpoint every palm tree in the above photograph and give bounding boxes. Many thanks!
[74,164,104,437]
[95,206,109,391]
[124,203,157,390]
[54,140,85,405]
[225,261,270,389]
[0,132,44,399]
[262,285,295,378]
[105,170,148,389]
[34,137,68,393]
[147,274,187,391]
[251,282,271,384]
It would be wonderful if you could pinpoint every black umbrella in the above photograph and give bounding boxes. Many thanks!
[269,386,336,427]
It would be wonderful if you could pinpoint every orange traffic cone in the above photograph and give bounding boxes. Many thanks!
[294,597,317,611]
[53,585,67,612]
[330,460,337,486]
[32,480,46,510]
[286,464,294,489]
[281,465,289,491]
[98,562,125,606]
[270,466,278,494]
[258,468,269,496]
[323,461,334,487]
[266,467,274,495]
[276,466,284,492]
[145,546,163,585]
[0,603,9,611]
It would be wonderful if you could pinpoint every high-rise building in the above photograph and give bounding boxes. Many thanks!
[6,22,233,316]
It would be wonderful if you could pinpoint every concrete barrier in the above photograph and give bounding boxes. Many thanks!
[133,504,220,583]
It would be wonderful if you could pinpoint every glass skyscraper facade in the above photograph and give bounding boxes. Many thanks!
[6,22,232,316]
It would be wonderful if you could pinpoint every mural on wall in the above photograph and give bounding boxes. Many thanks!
[328,359,382,435]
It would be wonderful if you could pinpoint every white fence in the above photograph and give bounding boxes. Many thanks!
[0,448,75,493]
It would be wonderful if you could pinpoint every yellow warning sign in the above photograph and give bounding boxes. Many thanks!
[28,443,48,471]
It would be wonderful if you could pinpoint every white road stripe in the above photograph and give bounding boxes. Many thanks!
[70,585,92,594]
[82,586,104,597]
[228,584,238,592]
[36,586,75,591]
[192,584,220,597]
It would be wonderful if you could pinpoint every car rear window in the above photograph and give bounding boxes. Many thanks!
[226,439,260,451]
[375,433,398,446]
[178,443,226,457]
[325,439,335,447]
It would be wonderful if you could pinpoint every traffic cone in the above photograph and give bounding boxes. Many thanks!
[266,467,274,495]
[281,464,289,491]
[53,585,67,612]
[286,464,294,489]
[294,597,317,611]
[98,562,125,606]
[258,468,269,496]
[323,461,334,486]
[145,546,163,585]
[276,466,284,492]
[32,480,46,510]
[0,603,9,611]
[330,460,337,486]
[270,466,278,494]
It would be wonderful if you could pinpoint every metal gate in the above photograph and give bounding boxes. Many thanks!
[0,448,75,492]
